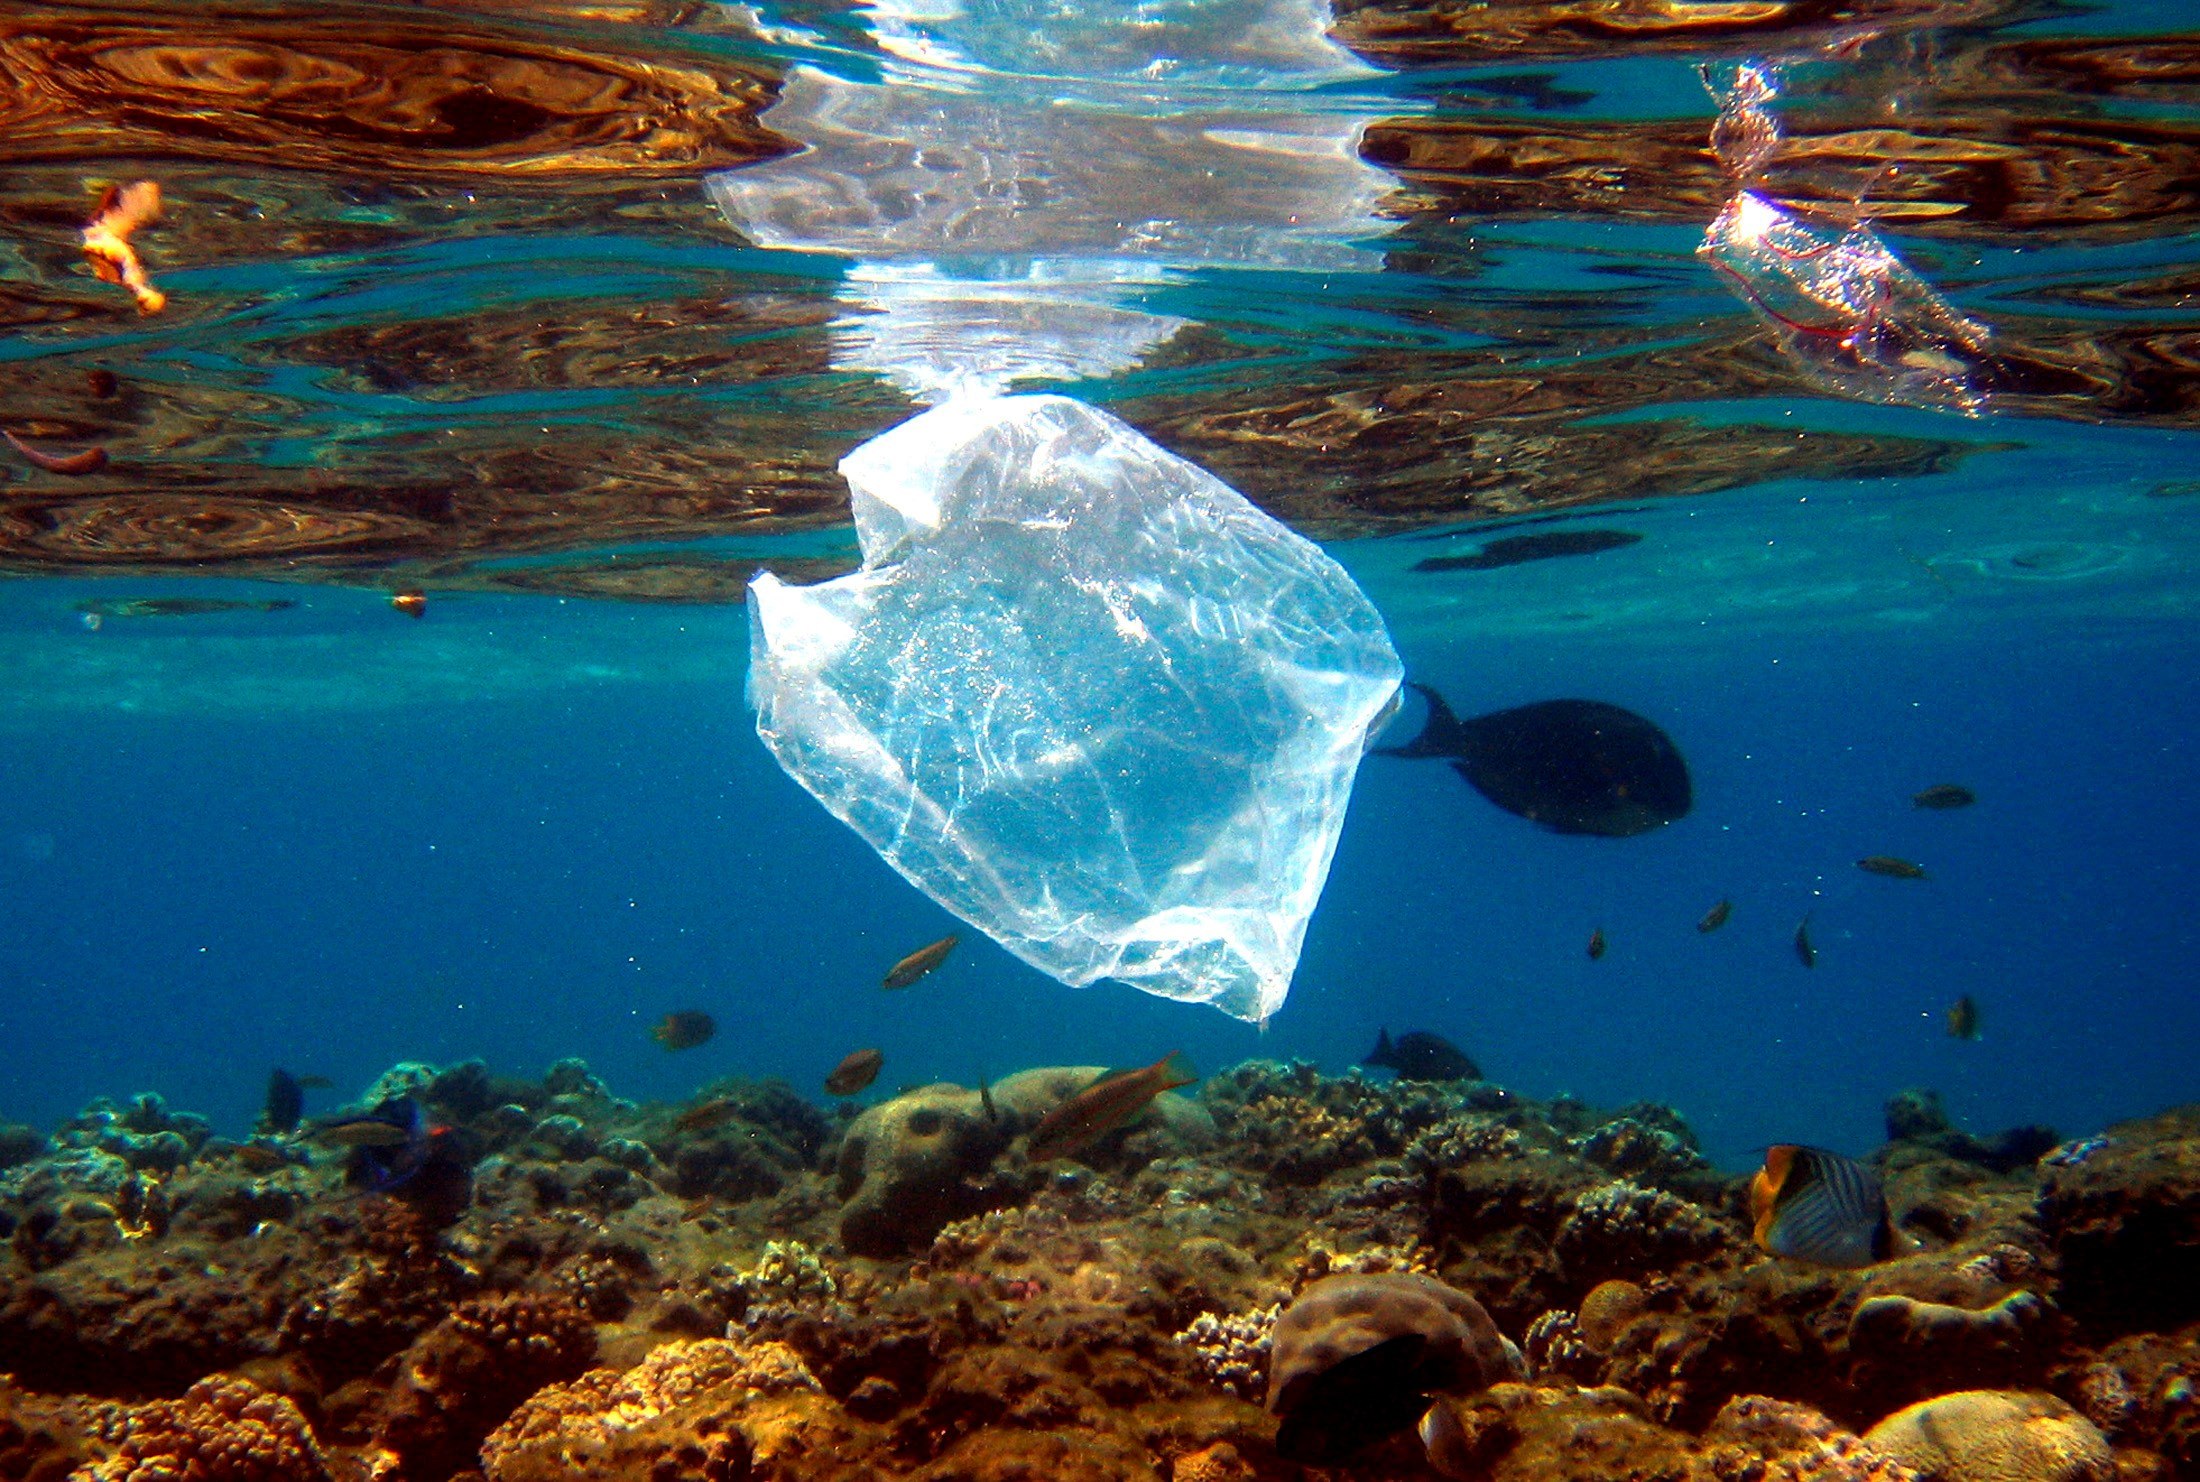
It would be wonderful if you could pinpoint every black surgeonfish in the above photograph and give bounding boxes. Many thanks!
[261,1069,306,1135]
[1750,1145,1904,1268]
[1377,683,1691,837]
[1363,1029,1480,1082]
[1412,528,1643,573]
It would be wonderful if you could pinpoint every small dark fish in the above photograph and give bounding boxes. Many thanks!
[1413,528,1644,573]
[825,1048,884,1097]
[86,368,119,399]
[76,597,296,619]
[1912,784,1976,810]
[261,1068,307,1135]
[1378,684,1690,838]
[1587,927,1607,960]
[884,933,959,990]
[1858,855,1928,880]
[1750,1144,1900,1268]
[1362,1029,1479,1082]
[651,1010,716,1051]
[1697,899,1732,933]
[978,1073,998,1124]
[1947,994,1981,1041]
[391,590,427,619]
[1027,1052,1196,1162]
[310,1099,421,1149]
[294,1074,333,1089]
[5,430,107,475]
[1794,914,1816,968]
[226,1141,301,1172]
[673,1097,740,1133]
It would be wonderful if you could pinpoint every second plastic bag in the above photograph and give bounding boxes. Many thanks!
[748,394,1402,1022]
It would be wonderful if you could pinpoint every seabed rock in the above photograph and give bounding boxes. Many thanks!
[0,1057,2185,1480]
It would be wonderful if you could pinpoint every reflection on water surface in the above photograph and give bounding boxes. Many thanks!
[0,0,2192,589]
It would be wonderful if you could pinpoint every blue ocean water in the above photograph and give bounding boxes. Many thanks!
[2,422,2192,1165]
[1,0,2195,1178]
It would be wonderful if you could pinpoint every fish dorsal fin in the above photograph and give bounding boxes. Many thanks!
[1155,1050,1197,1088]
[1374,682,1466,759]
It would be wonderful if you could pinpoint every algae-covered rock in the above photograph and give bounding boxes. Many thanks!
[1865,1391,2115,1482]
[1265,1271,1515,1462]
[836,1083,1015,1257]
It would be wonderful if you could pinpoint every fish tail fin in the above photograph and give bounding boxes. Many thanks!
[1373,682,1464,758]
[1157,1050,1198,1089]
[1363,1029,1394,1067]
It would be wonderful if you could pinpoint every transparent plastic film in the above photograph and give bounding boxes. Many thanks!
[747,395,1403,1022]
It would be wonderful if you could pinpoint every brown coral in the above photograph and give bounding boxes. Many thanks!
[1577,1279,1651,1350]
[80,1374,329,1482]
[1865,1390,2116,1482]
[1266,1271,1516,1463]
[367,1293,597,1480]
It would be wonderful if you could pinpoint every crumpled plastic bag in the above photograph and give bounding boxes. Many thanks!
[747,393,1402,1022]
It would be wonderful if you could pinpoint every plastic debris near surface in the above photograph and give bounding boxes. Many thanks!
[746,394,1404,1023]
[1698,62,1993,414]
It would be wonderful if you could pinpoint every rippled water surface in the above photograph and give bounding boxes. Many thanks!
[1,0,2196,1158]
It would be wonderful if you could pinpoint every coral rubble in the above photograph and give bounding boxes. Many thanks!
[0,1056,2189,1480]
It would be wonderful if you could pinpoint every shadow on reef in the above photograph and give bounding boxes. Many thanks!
[0,1055,2195,1480]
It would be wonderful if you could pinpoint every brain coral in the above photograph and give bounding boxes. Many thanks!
[1863,1390,2115,1482]
[1266,1271,1516,1463]
[1577,1279,1651,1350]
[80,1375,329,1482]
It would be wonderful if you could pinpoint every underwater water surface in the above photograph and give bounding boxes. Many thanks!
[1,0,2198,1475]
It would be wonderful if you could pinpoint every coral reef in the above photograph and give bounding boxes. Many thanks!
[0,1056,2186,1480]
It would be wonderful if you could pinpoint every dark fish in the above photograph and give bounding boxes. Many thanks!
[884,933,959,990]
[1749,1144,1899,1268]
[825,1048,885,1097]
[1794,914,1816,968]
[1912,784,1976,810]
[651,1010,716,1051]
[309,1108,416,1149]
[294,1074,333,1089]
[335,1096,469,1214]
[76,597,296,619]
[1858,855,1927,880]
[261,1068,306,1135]
[1947,994,1981,1041]
[979,1073,998,1124]
[5,430,106,475]
[227,1141,300,1172]
[1586,926,1607,960]
[673,1097,740,1133]
[1697,899,1732,933]
[1362,1029,1479,1082]
[1027,1052,1196,1162]
[1377,684,1691,838]
[1413,528,1644,573]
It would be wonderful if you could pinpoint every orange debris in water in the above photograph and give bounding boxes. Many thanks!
[82,181,168,315]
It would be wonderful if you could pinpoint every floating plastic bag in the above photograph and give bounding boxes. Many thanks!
[747,394,1402,1022]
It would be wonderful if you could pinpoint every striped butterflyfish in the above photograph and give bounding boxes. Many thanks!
[1749,1145,1898,1268]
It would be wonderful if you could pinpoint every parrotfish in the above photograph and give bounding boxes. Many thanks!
[883,933,958,990]
[825,1048,885,1097]
[1912,784,1976,810]
[1027,1052,1196,1162]
[1362,1029,1479,1082]
[1377,684,1691,838]
[1750,1144,1905,1268]
[1858,856,1927,880]
[651,1010,716,1051]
